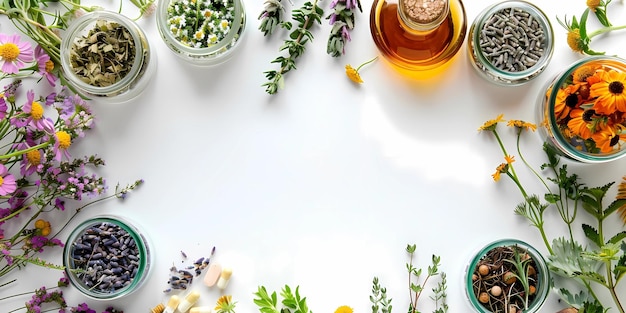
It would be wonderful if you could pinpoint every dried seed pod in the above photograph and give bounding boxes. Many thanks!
[478,292,490,304]
[490,285,502,297]
[478,264,490,276]
[503,271,517,284]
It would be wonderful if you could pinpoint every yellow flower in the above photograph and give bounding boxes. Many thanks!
[590,69,626,114]
[492,163,509,182]
[566,29,585,53]
[478,114,505,131]
[335,306,353,313]
[345,56,378,84]
[507,119,537,132]
[504,155,515,164]
[345,65,363,83]
[587,0,601,12]
[215,295,236,313]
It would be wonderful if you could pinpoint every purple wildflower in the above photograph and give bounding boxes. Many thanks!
[0,33,34,74]
[35,46,57,86]
[22,90,55,133]
[0,164,17,196]
[0,96,7,120]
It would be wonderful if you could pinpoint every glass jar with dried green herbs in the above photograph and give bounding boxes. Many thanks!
[60,11,156,103]
[156,0,246,66]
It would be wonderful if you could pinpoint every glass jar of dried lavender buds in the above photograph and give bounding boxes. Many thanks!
[63,215,152,300]
[156,0,246,66]
[60,11,156,103]
[467,0,554,86]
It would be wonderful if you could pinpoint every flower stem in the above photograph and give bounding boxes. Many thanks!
[588,24,626,40]
[0,141,50,161]
[356,56,378,71]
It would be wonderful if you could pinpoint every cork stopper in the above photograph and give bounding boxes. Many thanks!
[399,0,449,30]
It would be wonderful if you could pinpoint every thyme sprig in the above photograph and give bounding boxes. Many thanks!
[262,0,324,95]
[370,277,392,313]
[326,0,362,57]
[479,115,626,313]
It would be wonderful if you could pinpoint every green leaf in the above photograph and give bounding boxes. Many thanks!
[582,224,601,247]
[607,231,626,245]
[548,238,603,280]
[579,8,590,39]
[603,199,626,217]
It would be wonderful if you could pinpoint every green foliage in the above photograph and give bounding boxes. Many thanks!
[480,116,626,312]
[253,285,312,313]
[370,277,392,313]
[262,0,323,94]
[258,0,287,36]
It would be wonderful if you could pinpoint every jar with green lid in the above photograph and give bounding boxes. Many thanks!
[156,0,246,66]
[60,10,156,103]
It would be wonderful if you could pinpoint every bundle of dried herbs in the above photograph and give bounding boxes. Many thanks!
[69,19,137,87]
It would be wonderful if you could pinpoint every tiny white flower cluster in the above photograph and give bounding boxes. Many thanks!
[166,0,235,48]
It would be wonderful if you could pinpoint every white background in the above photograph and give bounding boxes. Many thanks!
[2,0,626,312]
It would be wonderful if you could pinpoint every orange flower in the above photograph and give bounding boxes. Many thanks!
[590,124,620,153]
[590,69,626,114]
[572,64,599,85]
[567,109,594,139]
[555,84,581,119]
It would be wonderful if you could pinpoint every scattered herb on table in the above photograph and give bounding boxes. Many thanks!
[326,0,362,57]
[166,0,236,48]
[262,0,324,95]
[70,20,137,87]
[258,0,290,36]
[479,114,626,313]
[253,285,312,313]
[345,56,377,83]
[371,244,447,313]
[558,0,626,55]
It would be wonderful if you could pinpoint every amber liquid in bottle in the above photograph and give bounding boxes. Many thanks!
[370,0,466,73]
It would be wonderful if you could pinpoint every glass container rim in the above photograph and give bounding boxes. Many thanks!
[470,0,554,82]
[156,0,245,58]
[62,215,151,300]
[545,55,626,162]
[60,10,148,95]
[397,0,450,31]
[464,238,550,313]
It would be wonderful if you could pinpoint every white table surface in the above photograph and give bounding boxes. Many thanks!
[2,0,626,312]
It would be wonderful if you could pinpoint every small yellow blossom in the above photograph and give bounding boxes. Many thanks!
[492,163,509,182]
[505,155,515,164]
[587,0,601,12]
[35,219,51,236]
[617,176,626,224]
[566,29,585,53]
[478,114,505,131]
[215,295,236,313]
[335,306,353,313]
[345,65,363,83]
[345,56,378,84]
[507,119,537,132]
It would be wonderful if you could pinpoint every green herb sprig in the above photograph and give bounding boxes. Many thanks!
[406,244,446,313]
[370,277,392,313]
[258,0,289,36]
[262,0,323,95]
[479,115,626,313]
[557,0,626,55]
[326,0,362,57]
[253,285,312,313]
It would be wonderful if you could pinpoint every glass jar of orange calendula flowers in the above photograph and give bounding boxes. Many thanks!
[537,56,626,163]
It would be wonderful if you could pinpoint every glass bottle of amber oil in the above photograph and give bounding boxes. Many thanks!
[370,0,467,76]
